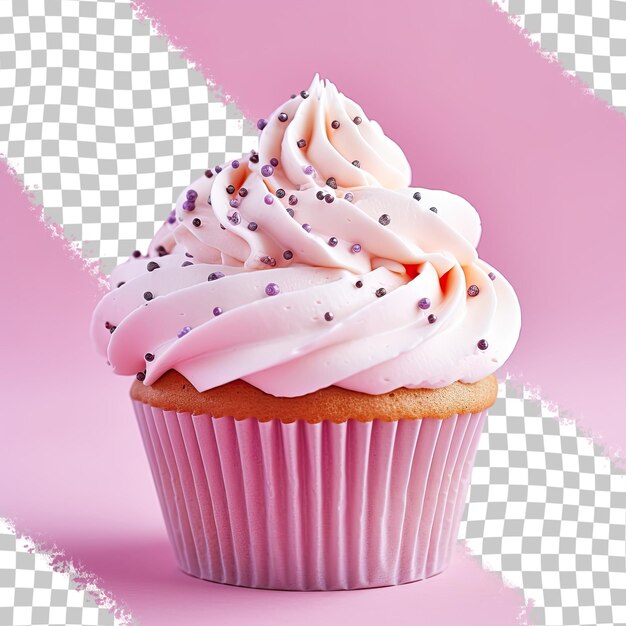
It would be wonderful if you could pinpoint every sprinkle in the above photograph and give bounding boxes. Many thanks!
[467,285,480,297]
[379,214,391,226]
[355,280,363,288]
[117,281,125,288]
[291,93,297,99]
[331,120,340,129]
[181,261,193,267]
[145,353,154,362]
[283,250,293,260]
[418,298,431,310]
[316,191,325,200]
[286,208,295,217]
[351,243,362,253]
[477,339,489,351]
[326,177,337,189]
[136,371,146,381]
[413,191,422,201]
[228,211,241,225]
[186,189,198,202]
[488,272,496,281]
[270,157,279,167]
[344,192,354,202]
[185,252,193,257]
[132,250,142,258]
[226,184,235,194]
[183,200,195,211]
[261,164,274,177]
[229,198,240,208]
[429,206,438,213]
[257,119,267,130]
[143,291,154,301]
[376,288,386,298]
[297,139,307,148]
[192,218,202,227]
[213,307,223,316]
[156,245,168,257]
[352,160,360,168]
[324,311,334,321]
[167,214,176,224]
[248,222,258,231]
[303,165,315,175]
[324,194,334,203]
[428,314,437,324]
[302,223,312,232]
[205,169,213,178]
[147,261,160,272]
[104,321,111,329]
[250,153,259,164]
[260,255,276,266]
[276,188,286,198]
[264,194,274,205]
[300,90,309,99]
[220,224,226,230]
[353,116,362,125]
[232,160,240,169]
[208,272,225,281]
[215,165,223,173]
[109,326,116,334]
[265,282,280,296]
[288,195,298,206]
[239,187,248,197]
[328,236,338,247]
[177,325,192,338]
[278,112,288,122]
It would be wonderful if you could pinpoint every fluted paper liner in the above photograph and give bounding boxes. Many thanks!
[133,400,486,590]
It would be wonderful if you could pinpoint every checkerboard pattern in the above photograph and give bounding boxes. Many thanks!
[0,0,257,274]
[1,1,626,625]
[0,519,123,626]
[494,0,626,114]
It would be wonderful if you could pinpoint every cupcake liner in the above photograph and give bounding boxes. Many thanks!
[133,400,486,590]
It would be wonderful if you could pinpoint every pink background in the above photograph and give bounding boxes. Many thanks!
[2,0,626,624]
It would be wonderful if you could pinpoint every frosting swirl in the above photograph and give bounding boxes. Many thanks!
[92,77,520,397]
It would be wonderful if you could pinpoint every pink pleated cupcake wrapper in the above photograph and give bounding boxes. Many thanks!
[133,400,486,591]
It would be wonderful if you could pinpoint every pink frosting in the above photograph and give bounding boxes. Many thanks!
[91,76,521,397]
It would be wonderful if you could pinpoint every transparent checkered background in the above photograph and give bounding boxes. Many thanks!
[1,1,625,625]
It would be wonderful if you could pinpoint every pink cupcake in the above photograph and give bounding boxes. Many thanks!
[92,75,521,590]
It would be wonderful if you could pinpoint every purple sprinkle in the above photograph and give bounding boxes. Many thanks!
[344,192,354,202]
[177,325,192,338]
[467,285,480,297]
[257,118,267,130]
[250,153,259,164]
[278,112,288,122]
[186,189,198,202]
[328,236,338,247]
[166,214,176,224]
[239,187,248,197]
[143,291,154,301]
[147,261,160,272]
[228,211,241,225]
[248,222,258,231]
[488,272,496,281]
[331,120,340,129]
[429,206,438,214]
[288,195,298,206]
[303,165,314,176]
[375,288,386,298]
[144,353,154,362]
[352,160,361,168]
[283,250,293,260]
[418,297,431,310]
[213,307,223,316]
[265,282,280,296]
[136,371,146,381]
[316,191,325,200]
[353,116,362,125]
[351,243,362,253]
[260,255,276,266]
[297,139,307,148]
[276,188,286,198]
[231,160,240,169]
[324,194,334,203]
[326,177,337,189]
[261,164,274,177]
[117,281,125,288]
[192,217,202,227]
[270,157,279,167]
[286,208,295,217]
[302,223,312,233]
[355,280,363,288]
[181,261,193,267]
[324,311,334,321]
[300,90,309,99]
[428,314,437,324]
[208,271,225,281]
[182,200,195,211]
[413,191,422,201]
[205,169,213,178]
[264,194,274,205]
[185,252,193,258]
[229,198,240,208]
[215,165,222,173]
[477,339,489,351]
[379,214,391,226]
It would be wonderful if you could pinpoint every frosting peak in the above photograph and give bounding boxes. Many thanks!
[92,76,520,398]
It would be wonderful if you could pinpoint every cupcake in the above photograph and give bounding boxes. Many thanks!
[91,75,521,590]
